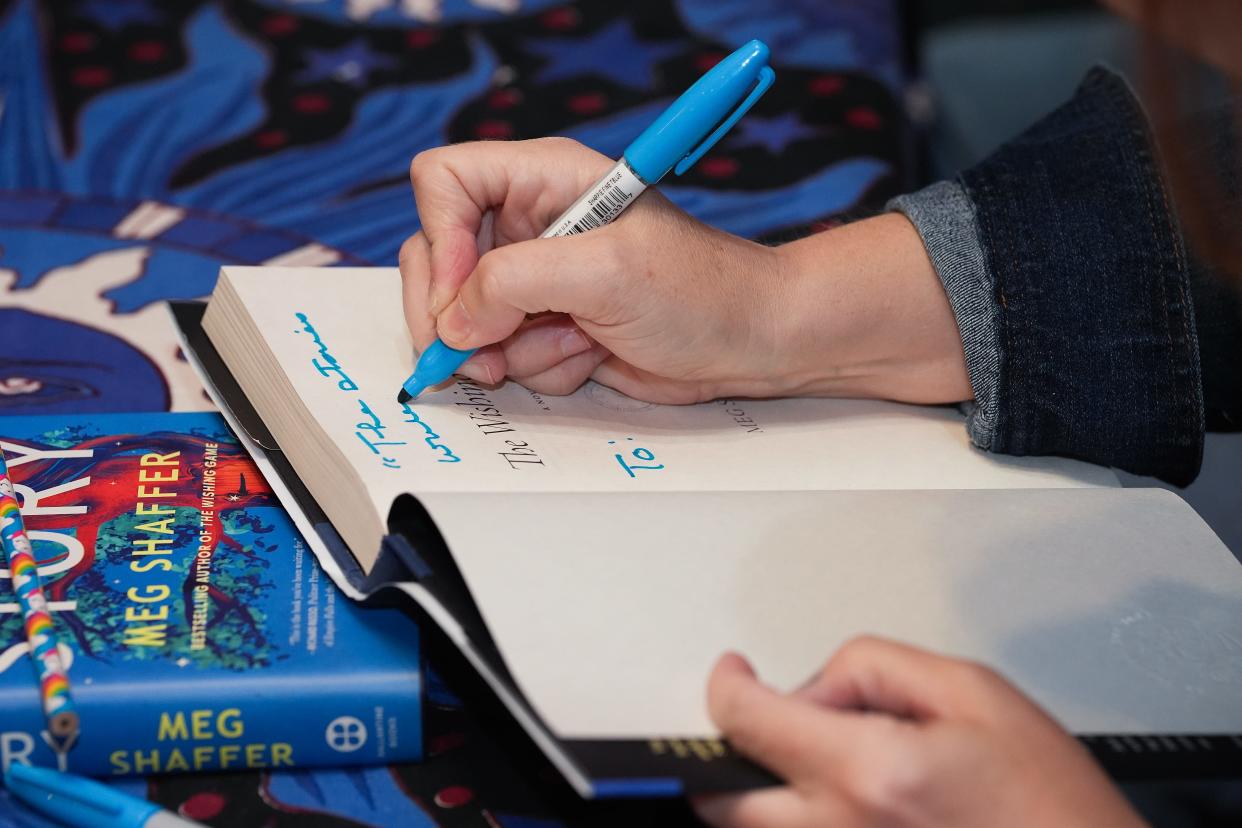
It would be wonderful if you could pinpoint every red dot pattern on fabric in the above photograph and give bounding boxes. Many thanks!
[128,40,167,62]
[475,120,513,140]
[430,731,466,753]
[699,156,739,178]
[71,66,112,87]
[181,791,227,821]
[488,88,522,109]
[60,32,96,53]
[434,786,475,808]
[406,29,439,49]
[541,7,580,30]
[809,75,844,96]
[261,14,298,37]
[294,93,332,114]
[255,129,288,148]
[567,91,606,115]
[845,106,882,129]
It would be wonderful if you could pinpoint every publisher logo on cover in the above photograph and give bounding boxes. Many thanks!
[325,716,367,753]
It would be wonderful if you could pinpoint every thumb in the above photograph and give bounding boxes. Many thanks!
[435,231,627,350]
[707,652,870,785]
[794,636,988,722]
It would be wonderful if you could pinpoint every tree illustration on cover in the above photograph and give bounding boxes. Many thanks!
[1,425,282,670]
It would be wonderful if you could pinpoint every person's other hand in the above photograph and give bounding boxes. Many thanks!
[694,637,1146,828]
[400,138,972,404]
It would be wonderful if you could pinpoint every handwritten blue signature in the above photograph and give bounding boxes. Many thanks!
[294,312,359,391]
[294,311,461,467]
[400,403,461,463]
[296,312,400,470]
[355,399,405,469]
[608,437,665,478]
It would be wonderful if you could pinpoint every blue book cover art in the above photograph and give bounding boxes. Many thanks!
[0,412,421,777]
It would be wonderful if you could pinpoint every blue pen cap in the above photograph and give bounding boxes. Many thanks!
[5,763,162,828]
[623,39,774,184]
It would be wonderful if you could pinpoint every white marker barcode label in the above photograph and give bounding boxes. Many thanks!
[542,160,647,239]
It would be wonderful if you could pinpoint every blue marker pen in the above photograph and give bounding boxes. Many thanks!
[4,763,203,828]
[397,38,775,403]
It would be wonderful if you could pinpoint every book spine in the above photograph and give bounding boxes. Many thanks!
[1082,734,1242,780]
[558,736,1242,798]
[0,670,421,776]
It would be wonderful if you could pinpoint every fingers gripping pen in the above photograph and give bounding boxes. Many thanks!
[397,39,775,402]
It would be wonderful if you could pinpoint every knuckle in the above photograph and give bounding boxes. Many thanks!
[846,730,929,814]
[818,636,885,692]
[397,235,423,269]
[534,370,582,397]
[846,634,885,652]
[836,635,883,665]
[408,147,444,184]
[537,136,584,156]
[954,660,1017,718]
[535,136,611,177]
[957,659,1005,692]
[408,151,427,181]
[472,251,509,305]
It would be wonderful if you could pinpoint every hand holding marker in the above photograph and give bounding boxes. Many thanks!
[397,39,775,402]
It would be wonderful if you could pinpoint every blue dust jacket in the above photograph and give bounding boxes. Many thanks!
[0,412,421,776]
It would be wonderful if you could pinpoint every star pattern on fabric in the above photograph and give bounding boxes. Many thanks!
[728,111,828,154]
[524,18,685,90]
[76,0,163,31]
[294,39,398,88]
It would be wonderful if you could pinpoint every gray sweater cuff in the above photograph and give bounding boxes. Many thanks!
[886,181,1000,449]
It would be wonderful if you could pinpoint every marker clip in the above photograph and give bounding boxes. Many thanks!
[674,66,776,176]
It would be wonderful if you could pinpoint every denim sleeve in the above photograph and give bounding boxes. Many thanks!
[891,67,1207,485]
[888,180,1001,450]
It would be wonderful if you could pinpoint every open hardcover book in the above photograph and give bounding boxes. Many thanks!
[175,266,1242,797]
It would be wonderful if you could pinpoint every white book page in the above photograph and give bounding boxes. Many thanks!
[222,266,1115,519]
[420,488,1242,739]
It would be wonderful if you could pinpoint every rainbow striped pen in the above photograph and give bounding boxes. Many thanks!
[0,449,79,747]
